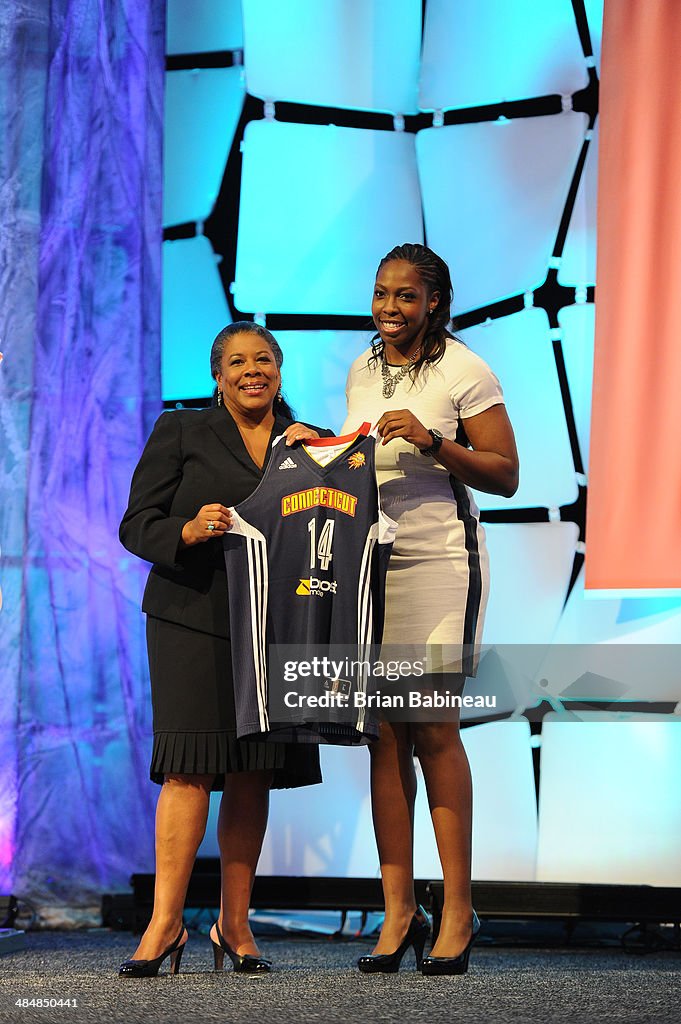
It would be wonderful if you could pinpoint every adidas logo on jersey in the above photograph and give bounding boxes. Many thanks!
[278,456,298,470]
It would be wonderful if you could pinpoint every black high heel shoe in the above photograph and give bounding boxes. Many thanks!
[210,922,272,974]
[357,906,430,974]
[118,928,187,977]
[420,910,481,976]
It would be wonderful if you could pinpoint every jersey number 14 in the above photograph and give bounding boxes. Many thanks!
[308,518,335,571]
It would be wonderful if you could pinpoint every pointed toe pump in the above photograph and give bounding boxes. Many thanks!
[420,910,481,976]
[118,928,187,977]
[357,906,430,974]
[211,922,272,974]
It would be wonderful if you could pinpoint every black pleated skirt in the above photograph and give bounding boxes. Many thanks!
[147,616,322,791]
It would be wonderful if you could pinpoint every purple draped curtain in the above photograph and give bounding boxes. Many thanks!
[1,0,165,919]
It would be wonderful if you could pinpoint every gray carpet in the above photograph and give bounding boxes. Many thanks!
[1,930,679,1024]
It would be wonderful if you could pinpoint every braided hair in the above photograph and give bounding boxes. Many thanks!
[210,321,296,419]
[369,243,454,380]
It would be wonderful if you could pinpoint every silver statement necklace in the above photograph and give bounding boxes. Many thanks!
[380,347,420,399]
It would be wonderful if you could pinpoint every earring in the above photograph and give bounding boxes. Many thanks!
[276,386,283,402]
[217,389,223,406]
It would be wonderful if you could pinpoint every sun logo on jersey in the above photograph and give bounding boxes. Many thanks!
[348,451,366,470]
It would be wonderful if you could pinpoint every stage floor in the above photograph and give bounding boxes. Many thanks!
[1,930,678,1023]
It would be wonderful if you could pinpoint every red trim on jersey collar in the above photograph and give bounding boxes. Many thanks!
[304,422,372,447]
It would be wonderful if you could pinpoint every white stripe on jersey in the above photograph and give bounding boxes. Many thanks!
[356,522,378,734]
[229,510,269,732]
[246,536,269,732]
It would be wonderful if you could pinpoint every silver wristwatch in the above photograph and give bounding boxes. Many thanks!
[420,428,443,457]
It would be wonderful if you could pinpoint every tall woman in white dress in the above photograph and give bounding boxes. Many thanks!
[343,243,519,974]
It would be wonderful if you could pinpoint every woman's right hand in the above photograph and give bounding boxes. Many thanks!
[181,504,233,546]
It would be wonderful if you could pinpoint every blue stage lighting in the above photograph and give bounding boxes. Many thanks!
[234,121,423,314]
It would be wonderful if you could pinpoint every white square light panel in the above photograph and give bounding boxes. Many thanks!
[417,113,587,312]
[460,308,577,510]
[167,0,243,55]
[198,748,379,877]
[234,121,423,315]
[242,0,420,114]
[557,303,594,474]
[484,523,578,645]
[276,332,373,434]
[414,722,538,882]
[559,121,598,286]
[162,237,231,401]
[537,716,681,885]
[420,0,587,112]
[537,567,681,702]
[163,67,245,227]
[470,523,578,718]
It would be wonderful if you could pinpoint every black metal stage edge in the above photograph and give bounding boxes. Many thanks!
[118,867,681,935]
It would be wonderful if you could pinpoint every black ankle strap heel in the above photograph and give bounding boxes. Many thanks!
[211,921,272,974]
[118,928,187,978]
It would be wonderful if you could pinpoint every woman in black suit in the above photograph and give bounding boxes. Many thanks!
[118,322,327,977]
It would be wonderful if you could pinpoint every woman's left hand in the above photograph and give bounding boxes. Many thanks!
[376,409,432,450]
[283,423,320,446]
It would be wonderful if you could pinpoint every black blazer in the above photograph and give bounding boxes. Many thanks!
[120,406,332,638]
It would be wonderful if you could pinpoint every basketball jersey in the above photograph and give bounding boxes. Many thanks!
[223,424,397,744]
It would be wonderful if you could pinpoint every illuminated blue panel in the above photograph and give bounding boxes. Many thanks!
[242,0,420,114]
[559,122,598,285]
[163,68,244,226]
[417,114,587,312]
[162,237,231,401]
[558,303,594,472]
[234,121,423,314]
[584,0,604,72]
[167,0,243,55]
[461,309,577,509]
[415,722,538,881]
[538,567,681,702]
[276,332,372,433]
[420,0,587,112]
[537,716,681,884]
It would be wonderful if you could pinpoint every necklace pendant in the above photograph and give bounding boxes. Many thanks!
[382,380,395,399]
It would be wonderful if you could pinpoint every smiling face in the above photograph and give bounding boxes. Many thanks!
[215,332,281,418]
[372,259,439,355]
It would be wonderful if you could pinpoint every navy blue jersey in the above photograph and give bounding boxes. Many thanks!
[223,425,396,744]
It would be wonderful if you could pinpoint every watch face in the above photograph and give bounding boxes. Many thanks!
[431,429,443,441]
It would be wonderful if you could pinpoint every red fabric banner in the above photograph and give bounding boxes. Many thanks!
[586,0,681,591]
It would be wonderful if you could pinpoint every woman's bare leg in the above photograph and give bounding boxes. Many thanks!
[412,711,474,958]
[213,769,273,956]
[369,720,419,954]
[131,773,213,959]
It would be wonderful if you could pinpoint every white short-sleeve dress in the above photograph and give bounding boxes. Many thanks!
[341,339,505,675]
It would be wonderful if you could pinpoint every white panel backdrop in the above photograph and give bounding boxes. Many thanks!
[163,0,681,887]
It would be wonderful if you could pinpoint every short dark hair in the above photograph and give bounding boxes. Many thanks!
[210,321,294,417]
[210,321,284,379]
